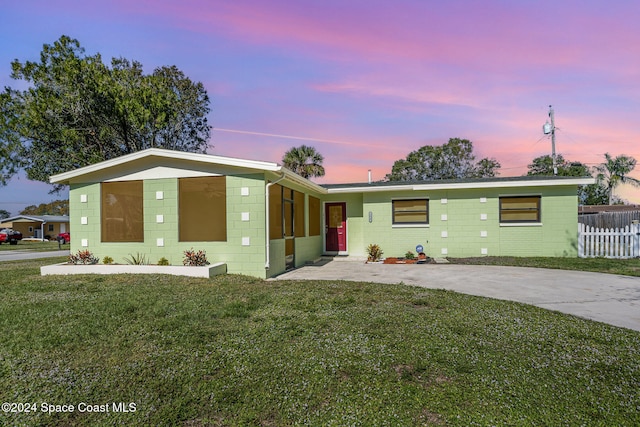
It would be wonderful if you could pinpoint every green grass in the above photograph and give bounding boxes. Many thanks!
[0,240,66,252]
[1,259,639,426]
[448,256,640,276]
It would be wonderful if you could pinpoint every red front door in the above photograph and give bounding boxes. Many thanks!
[325,202,347,252]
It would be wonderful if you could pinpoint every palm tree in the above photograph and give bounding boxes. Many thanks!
[595,153,640,204]
[282,145,325,179]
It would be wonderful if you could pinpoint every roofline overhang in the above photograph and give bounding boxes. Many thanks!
[275,168,329,194]
[49,148,283,185]
[0,215,70,223]
[2,215,44,223]
[325,177,597,193]
[49,148,330,194]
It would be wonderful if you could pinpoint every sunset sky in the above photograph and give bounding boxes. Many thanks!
[1,0,639,214]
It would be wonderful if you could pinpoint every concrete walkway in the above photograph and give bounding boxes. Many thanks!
[274,258,640,332]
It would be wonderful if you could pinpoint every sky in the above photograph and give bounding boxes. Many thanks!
[1,0,639,215]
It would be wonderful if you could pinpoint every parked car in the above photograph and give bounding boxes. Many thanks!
[56,232,70,244]
[0,228,23,245]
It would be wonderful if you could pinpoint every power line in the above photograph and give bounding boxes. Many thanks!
[213,127,389,149]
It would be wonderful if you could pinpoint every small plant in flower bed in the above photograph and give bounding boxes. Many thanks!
[102,256,114,265]
[157,257,170,266]
[68,249,99,265]
[183,248,210,266]
[124,252,149,265]
[366,243,384,262]
[404,250,416,260]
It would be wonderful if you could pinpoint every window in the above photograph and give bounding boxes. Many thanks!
[392,199,429,224]
[48,224,54,232]
[179,176,226,241]
[101,181,144,242]
[499,196,541,223]
[309,196,321,236]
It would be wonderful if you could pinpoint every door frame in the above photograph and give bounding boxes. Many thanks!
[323,201,348,255]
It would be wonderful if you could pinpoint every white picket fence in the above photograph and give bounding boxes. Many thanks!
[578,223,640,258]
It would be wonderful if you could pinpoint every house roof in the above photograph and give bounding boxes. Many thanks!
[1,215,70,224]
[322,175,596,193]
[48,148,595,194]
[49,148,327,194]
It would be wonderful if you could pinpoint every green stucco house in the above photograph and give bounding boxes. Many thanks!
[49,148,594,278]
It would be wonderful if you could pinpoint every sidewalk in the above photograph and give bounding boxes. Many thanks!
[0,250,69,262]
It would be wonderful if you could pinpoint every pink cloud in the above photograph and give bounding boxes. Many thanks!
[127,0,640,79]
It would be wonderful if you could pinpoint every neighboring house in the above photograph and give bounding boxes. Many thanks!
[49,148,594,278]
[0,215,70,240]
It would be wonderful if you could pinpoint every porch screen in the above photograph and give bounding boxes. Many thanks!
[392,199,429,224]
[308,196,321,236]
[269,184,283,240]
[499,196,541,223]
[179,176,227,241]
[101,181,144,242]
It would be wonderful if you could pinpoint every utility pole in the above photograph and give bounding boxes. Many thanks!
[543,105,557,175]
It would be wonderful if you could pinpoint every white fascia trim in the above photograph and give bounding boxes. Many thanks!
[2,215,45,223]
[326,177,596,193]
[277,168,329,194]
[50,148,282,184]
[412,177,596,190]
[326,184,418,193]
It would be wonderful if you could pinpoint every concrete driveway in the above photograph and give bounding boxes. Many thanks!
[275,258,640,332]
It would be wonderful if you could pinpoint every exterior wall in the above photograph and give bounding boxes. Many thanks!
[10,222,31,237]
[294,236,323,267]
[70,174,270,278]
[363,190,434,258]
[268,239,286,276]
[328,185,579,259]
[69,173,325,279]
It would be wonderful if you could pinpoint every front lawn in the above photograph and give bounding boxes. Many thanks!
[448,256,640,277]
[0,239,65,252]
[1,258,639,426]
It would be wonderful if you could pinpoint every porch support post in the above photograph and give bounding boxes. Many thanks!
[265,172,286,270]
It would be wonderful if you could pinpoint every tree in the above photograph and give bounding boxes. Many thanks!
[527,154,612,205]
[282,145,325,179]
[527,154,590,177]
[20,200,69,216]
[0,209,10,220]
[595,153,640,205]
[0,91,25,186]
[386,138,500,181]
[0,36,211,191]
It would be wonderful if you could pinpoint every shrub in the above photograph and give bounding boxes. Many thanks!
[102,256,114,265]
[124,253,149,265]
[158,257,170,266]
[404,251,415,260]
[366,244,384,262]
[183,248,210,266]
[68,250,99,265]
